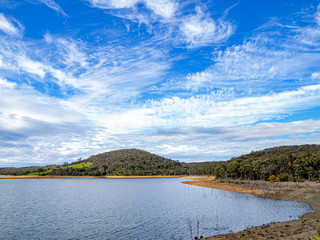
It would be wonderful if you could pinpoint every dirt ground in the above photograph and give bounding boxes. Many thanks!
[181,179,320,239]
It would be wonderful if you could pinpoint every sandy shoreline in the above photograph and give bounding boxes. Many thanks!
[0,175,207,179]
[182,178,320,239]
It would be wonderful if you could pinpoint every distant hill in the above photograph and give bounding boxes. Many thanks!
[213,144,320,181]
[85,148,178,166]
[0,145,319,181]
[0,149,189,176]
[72,148,188,176]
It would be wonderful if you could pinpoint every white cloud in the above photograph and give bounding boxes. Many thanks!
[91,0,177,19]
[181,10,320,91]
[291,4,320,49]
[17,55,46,78]
[147,132,320,162]
[0,78,16,89]
[0,87,83,126]
[311,72,320,79]
[44,33,88,68]
[0,13,22,36]
[183,41,293,90]
[179,7,234,47]
[88,83,320,135]
[144,0,177,19]
[92,0,139,9]
[146,120,320,143]
[315,4,320,26]
[89,0,233,47]
[37,0,67,16]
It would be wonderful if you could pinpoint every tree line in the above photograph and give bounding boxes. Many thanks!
[1,145,319,182]
[213,144,320,181]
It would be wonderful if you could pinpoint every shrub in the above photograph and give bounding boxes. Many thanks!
[268,175,279,182]
[279,173,289,182]
[228,173,237,178]
[308,236,320,240]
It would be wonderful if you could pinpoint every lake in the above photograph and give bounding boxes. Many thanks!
[0,178,312,239]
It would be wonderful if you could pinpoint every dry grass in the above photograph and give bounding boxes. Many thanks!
[104,175,180,178]
[182,179,320,239]
[0,175,207,179]
[179,176,211,179]
[0,175,101,179]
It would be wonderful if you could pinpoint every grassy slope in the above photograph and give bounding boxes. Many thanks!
[26,163,92,176]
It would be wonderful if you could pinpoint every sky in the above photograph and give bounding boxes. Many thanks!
[0,0,320,167]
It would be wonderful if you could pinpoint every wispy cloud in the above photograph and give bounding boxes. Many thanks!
[37,0,67,16]
[0,13,22,36]
[0,0,22,9]
[179,6,234,47]
[146,132,320,162]
[137,120,320,161]
[146,120,320,143]
[179,4,320,92]
[0,19,173,165]
[89,0,234,47]
[103,83,320,134]
[91,0,177,19]
[0,77,15,89]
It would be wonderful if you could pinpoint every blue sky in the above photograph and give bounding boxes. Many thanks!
[0,0,320,167]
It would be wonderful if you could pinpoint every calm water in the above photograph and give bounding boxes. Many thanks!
[0,178,312,240]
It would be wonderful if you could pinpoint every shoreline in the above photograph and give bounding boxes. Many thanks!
[182,178,320,239]
[0,175,207,180]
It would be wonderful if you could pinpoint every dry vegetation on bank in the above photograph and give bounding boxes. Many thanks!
[182,179,320,239]
[0,175,208,179]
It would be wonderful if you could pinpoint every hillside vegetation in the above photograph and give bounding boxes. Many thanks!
[68,149,188,176]
[0,149,189,176]
[0,145,319,181]
[214,144,320,181]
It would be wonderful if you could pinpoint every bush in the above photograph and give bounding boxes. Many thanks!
[228,173,237,178]
[308,236,320,240]
[279,173,289,182]
[268,175,279,182]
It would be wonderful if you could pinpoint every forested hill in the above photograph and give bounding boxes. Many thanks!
[214,144,320,181]
[0,149,189,176]
[76,148,187,176]
[84,149,176,166]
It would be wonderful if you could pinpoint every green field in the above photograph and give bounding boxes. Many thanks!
[68,163,91,169]
[26,163,91,176]
[26,169,53,176]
